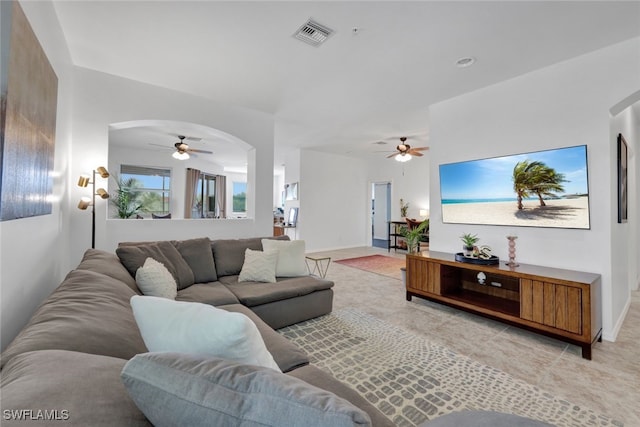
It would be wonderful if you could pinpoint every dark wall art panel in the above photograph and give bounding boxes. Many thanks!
[0,1,58,221]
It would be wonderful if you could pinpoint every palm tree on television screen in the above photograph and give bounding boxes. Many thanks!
[513,161,566,209]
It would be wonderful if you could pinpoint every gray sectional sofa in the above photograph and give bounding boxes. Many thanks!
[0,236,394,426]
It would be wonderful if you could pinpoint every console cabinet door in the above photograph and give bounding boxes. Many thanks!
[520,279,582,334]
[407,258,440,295]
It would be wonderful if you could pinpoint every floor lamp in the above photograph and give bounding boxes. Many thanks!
[77,166,110,249]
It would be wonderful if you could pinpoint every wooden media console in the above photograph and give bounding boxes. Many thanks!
[406,251,602,359]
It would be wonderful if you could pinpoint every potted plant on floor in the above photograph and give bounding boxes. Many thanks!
[460,233,479,257]
[400,220,429,253]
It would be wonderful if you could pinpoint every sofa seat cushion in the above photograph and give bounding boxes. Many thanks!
[121,352,372,427]
[219,275,334,307]
[176,282,239,306]
[76,248,140,293]
[1,269,147,369]
[217,303,309,373]
[117,241,195,290]
[1,350,150,426]
[211,236,289,277]
[288,365,395,427]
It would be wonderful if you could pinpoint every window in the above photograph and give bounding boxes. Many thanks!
[194,173,217,218]
[233,182,247,213]
[120,165,171,216]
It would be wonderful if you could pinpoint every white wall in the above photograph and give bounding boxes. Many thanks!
[610,101,640,321]
[70,67,274,258]
[367,155,431,221]
[298,150,369,252]
[1,1,74,350]
[429,38,640,340]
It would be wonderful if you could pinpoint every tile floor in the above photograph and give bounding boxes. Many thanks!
[307,246,640,426]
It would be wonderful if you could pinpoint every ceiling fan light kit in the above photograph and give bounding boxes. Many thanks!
[395,153,412,162]
[172,151,190,160]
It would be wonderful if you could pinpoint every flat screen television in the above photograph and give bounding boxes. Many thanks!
[439,145,590,229]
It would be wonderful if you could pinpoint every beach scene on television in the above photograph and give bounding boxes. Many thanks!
[439,145,590,229]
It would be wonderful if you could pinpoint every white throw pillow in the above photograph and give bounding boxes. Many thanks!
[238,248,278,283]
[135,258,177,299]
[130,295,281,372]
[261,239,307,277]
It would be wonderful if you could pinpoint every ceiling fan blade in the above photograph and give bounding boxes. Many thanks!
[188,149,213,154]
[412,146,429,151]
[409,150,424,157]
[386,153,398,158]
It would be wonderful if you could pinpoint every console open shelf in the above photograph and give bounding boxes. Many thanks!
[406,251,602,359]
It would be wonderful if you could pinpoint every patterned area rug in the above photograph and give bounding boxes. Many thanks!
[278,309,622,427]
[334,255,405,280]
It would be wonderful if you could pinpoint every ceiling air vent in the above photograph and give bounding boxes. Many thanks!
[293,19,334,47]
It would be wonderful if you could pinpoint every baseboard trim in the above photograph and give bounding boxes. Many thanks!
[603,296,631,342]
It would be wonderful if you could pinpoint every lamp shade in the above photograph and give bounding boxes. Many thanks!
[77,175,90,187]
[96,188,110,199]
[77,197,92,210]
[419,209,429,218]
[96,166,110,178]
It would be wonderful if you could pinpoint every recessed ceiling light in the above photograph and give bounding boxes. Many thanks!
[456,57,476,68]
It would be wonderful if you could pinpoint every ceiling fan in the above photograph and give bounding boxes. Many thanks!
[385,137,429,162]
[151,135,213,160]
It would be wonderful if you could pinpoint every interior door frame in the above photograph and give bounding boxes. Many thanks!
[368,180,392,247]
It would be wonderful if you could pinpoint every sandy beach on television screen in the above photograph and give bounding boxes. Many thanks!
[442,196,590,229]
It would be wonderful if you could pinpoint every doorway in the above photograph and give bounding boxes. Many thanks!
[372,182,391,248]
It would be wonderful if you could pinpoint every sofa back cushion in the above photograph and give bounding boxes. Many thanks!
[117,241,195,290]
[76,248,140,293]
[1,350,150,426]
[1,269,148,369]
[211,236,289,277]
[172,237,217,282]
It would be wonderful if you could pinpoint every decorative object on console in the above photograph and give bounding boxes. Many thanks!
[506,235,519,267]
[77,166,110,248]
[460,233,479,257]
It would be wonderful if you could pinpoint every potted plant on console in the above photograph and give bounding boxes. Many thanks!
[460,233,479,257]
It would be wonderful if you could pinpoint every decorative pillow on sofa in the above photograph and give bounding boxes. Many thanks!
[116,241,195,290]
[172,237,217,283]
[121,352,372,427]
[135,258,177,299]
[129,295,280,371]
[261,239,307,277]
[238,248,278,283]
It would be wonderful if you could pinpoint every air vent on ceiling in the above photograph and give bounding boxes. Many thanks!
[293,19,334,47]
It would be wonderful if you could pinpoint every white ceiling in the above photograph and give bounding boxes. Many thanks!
[52,1,640,166]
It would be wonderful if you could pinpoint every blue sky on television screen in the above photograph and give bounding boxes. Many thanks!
[439,145,589,202]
